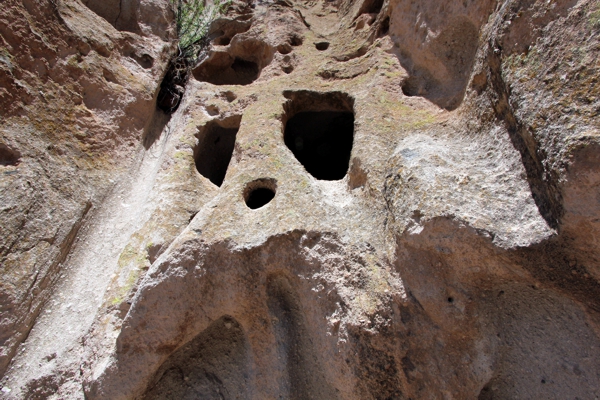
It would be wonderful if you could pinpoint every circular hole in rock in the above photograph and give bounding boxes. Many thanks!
[277,43,292,54]
[290,35,303,46]
[315,42,329,51]
[222,91,237,102]
[244,178,277,209]
[137,54,154,69]
[282,66,293,74]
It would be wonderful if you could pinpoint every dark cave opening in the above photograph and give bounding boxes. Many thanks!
[357,0,384,16]
[377,16,390,37]
[245,188,276,209]
[284,110,354,180]
[194,118,241,187]
[315,42,330,51]
[244,178,277,209]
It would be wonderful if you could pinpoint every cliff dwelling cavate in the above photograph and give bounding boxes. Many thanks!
[194,116,241,187]
[210,17,253,47]
[244,178,277,209]
[4,0,600,398]
[283,91,355,180]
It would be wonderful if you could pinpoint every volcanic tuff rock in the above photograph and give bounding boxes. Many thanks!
[1,0,600,398]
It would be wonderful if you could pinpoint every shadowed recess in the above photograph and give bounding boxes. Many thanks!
[283,91,355,180]
[193,54,260,85]
[315,42,329,51]
[398,17,479,110]
[0,144,20,166]
[356,0,384,17]
[244,178,277,209]
[194,116,241,187]
[143,316,251,400]
[82,0,140,33]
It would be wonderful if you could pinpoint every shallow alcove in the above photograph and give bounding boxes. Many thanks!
[214,36,231,46]
[356,0,384,17]
[244,178,277,209]
[266,273,338,399]
[283,91,355,180]
[193,53,260,85]
[277,43,293,54]
[194,116,241,187]
[0,143,20,166]
[82,0,140,33]
[143,316,251,400]
[397,16,479,110]
[377,16,390,37]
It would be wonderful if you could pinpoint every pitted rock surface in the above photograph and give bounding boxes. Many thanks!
[1,0,600,398]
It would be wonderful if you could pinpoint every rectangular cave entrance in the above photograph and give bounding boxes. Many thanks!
[194,116,241,187]
[283,91,355,180]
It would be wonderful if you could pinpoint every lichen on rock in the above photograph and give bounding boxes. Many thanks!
[1,0,600,398]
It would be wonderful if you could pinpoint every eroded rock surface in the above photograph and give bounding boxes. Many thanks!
[1,0,600,398]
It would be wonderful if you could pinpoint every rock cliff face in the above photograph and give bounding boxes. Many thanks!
[1,0,600,398]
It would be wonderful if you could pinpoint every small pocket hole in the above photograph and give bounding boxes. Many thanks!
[315,42,329,51]
[244,178,277,209]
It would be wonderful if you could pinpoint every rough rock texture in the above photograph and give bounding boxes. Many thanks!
[1,0,600,398]
[0,0,173,389]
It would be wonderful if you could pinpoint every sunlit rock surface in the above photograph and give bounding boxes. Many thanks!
[1,0,600,398]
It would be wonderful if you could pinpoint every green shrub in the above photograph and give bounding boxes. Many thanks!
[172,0,231,63]
[157,0,230,112]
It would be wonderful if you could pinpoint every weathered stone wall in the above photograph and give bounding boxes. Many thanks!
[0,0,173,384]
[1,0,599,398]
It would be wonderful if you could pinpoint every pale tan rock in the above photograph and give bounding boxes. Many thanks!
[1,0,600,398]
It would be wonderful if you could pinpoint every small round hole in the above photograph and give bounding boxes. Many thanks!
[244,178,277,209]
[315,42,329,51]
[447,297,454,303]
[290,35,303,46]
[277,43,292,54]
